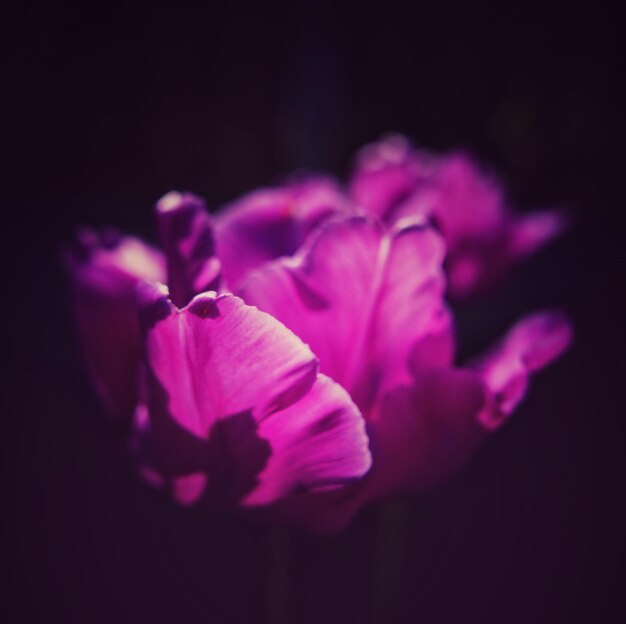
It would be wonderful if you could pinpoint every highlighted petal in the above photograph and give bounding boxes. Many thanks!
[156,191,221,307]
[240,217,452,411]
[261,369,488,531]
[64,229,165,419]
[245,374,371,506]
[138,288,318,436]
[215,176,353,288]
[136,285,371,507]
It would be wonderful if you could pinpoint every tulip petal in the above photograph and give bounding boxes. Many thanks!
[349,134,434,219]
[156,191,221,307]
[215,176,353,288]
[239,216,452,411]
[245,374,371,506]
[278,310,571,516]
[354,138,568,297]
[397,153,505,248]
[363,369,487,498]
[259,369,487,531]
[64,229,165,419]
[470,311,573,430]
[506,209,569,260]
[136,285,371,507]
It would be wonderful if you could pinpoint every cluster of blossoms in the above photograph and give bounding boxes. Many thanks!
[65,135,571,532]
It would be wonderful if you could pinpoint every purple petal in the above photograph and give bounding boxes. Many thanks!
[391,152,568,297]
[245,374,371,506]
[393,153,505,248]
[64,229,165,419]
[272,311,571,519]
[349,134,434,219]
[444,209,567,298]
[470,311,573,430]
[263,307,571,527]
[215,176,353,288]
[506,209,569,260]
[359,311,572,500]
[135,285,371,507]
[239,216,453,412]
[260,369,487,531]
[156,191,221,307]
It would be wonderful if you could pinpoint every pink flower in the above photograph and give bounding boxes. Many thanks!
[65,139,572,532]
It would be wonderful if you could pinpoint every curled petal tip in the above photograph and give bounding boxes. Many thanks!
[474,310,573,430]
[136,280,170,304]
[509,209,571,258]
[156,190,204,214]
[358,134,413,169]
[508,310,574,371]
[136,281,174,329]
[155,190,220,307]
[157,191,184,212]
[186,290,224,318]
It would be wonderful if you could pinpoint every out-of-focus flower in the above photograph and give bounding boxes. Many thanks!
[65,136,572,532]
[350,135,567,297]
[64,228,165,420]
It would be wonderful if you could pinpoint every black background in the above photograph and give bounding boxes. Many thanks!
[2,2,624,623]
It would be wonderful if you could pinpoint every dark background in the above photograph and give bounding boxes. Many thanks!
[2,2,624,623]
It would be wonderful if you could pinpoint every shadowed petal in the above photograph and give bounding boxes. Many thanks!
[136,285,371,507]
[506,210,568,260]
[359,311,572,501]
[470,311,573,430]
[394,153,504,247]
[64,229,165,419]
[392,153,568,297]
[349,134,434,219]
[215,176,353,288]
[363,369,487,498]
[156,191,221,307]
[352,137,568,297]
[239,216,453,411]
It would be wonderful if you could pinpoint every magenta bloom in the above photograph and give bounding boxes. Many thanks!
[65,138,572,532]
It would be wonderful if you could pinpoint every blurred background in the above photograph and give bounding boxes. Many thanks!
[2,2,624,623]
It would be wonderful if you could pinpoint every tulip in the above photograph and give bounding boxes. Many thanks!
[65,138,571,532]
